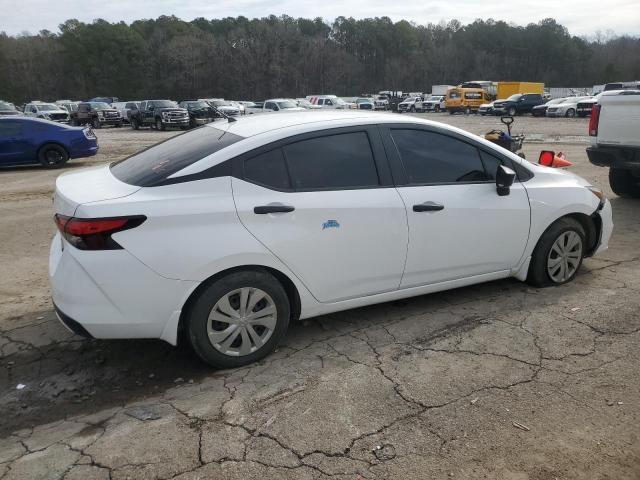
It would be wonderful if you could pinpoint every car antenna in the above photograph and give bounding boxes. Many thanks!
[212,105,236,123]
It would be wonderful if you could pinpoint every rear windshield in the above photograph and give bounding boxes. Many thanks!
[110,126,242,186]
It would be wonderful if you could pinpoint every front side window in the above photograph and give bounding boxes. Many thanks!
[110,126,243,186]
[391,129,489,184]
[283,132,379,190]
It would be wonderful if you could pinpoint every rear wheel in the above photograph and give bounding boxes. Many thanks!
[609,168,640,198]
[527,218,585,287]
[187,270,291,368]
[38,143,69,168]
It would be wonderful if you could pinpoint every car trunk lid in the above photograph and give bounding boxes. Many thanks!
[54,164,141,216]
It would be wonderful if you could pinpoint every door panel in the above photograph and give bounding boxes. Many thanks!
[397,182,530,287]
[233,179,408,302]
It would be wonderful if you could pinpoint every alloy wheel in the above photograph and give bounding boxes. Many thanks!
[547,231,582,283]
[207,288,277,356]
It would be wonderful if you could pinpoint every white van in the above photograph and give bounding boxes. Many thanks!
[306,95,350,109]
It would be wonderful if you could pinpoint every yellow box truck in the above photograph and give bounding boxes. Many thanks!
[496,82,544,100]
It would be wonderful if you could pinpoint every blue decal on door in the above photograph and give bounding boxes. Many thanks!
[322,220,340,230]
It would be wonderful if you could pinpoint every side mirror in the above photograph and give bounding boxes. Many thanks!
[496,165,516,196]
[31,108,37,113]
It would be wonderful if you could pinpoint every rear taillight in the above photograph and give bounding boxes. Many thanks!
[54,214,145,250]
[589,105,601,136]
[83,128,96,140]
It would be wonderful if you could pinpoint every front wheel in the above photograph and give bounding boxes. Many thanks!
[187,270,291,368]
[565,108,576,118]
[609,168,640,198]
[92,118,101,129]
[507,106,517,116]
[434,105,440,113]
[156,118,165,131]
[38,143,69,168]
[527,218,585,287]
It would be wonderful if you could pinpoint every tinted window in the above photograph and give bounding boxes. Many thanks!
[283,132,379,190]
[0,121,22,136]
[391,129,489,184]
[110,126,242,187]
[244,149,290,190]
[479,150,504,180]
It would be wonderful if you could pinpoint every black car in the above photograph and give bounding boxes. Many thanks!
[70,102,122,128]
[493,93,544,115]
[531,97,567,117]
[576,97,598,117]
[0,101,21,117]
[178,100,218,128]
[129,100,189,130]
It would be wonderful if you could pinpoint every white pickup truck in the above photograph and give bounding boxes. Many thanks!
[587,90,640,198]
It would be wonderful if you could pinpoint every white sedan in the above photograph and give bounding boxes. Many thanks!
[50,111,613,368]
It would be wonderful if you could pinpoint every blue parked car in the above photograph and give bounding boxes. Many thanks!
[0,117,98,168]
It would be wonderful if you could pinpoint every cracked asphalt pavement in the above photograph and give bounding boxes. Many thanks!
[1,115,639,479]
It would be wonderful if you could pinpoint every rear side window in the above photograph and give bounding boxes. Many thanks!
[110,126,242,186]
[0,121,22,136]
[391,129,489,184]
[283,132,379,190]
[244,149,290,190]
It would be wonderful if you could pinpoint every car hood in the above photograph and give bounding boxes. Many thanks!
[0,110,21,116]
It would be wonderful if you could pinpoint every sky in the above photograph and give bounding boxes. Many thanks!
[1,0,638,37]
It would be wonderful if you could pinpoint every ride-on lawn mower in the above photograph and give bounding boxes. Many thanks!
[485,116,572,168]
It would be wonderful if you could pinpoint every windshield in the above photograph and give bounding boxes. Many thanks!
[335,98,347,105]
[110,126,242,187]
[276,101,297,109]
[0,102,15,110]
[356,98,371,103]
[185,101,209,109]
[89,102,111,110]
[211,100,232,107]
[506,94,522,101]
[37,104,60,111]
[153,100,178,108]
[297,99,312,107]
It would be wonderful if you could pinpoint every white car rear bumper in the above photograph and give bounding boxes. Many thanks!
[49,233,197,343]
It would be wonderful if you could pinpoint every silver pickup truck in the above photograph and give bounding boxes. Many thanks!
[587,90,640,198]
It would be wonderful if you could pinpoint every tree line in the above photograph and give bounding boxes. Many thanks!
[0,15,638,103]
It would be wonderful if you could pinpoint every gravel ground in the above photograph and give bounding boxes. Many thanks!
[1,114,639,479]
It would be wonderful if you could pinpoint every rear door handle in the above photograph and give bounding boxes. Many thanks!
[254,204,295,214]
[413,201,445,212]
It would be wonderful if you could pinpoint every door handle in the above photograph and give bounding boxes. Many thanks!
[254,204,295,214]
[413,201,444,212]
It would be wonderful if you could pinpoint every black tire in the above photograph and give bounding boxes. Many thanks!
[434,105,440,113]
[507,106,517,116]
[527,217,586,287]
[410,106,416,113]
[565,108,576,118]
[449,110,455,115]
[156,118,165,131]
[116,121,123,128]
[38,143,69,168]
[131,118,140,130]
[609,168,640,198]
[187,269,291,368]
[92,118,101,129]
